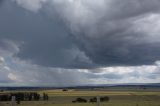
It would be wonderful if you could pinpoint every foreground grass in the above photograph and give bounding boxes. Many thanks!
[0,89,160,106]
[1,101,160,106]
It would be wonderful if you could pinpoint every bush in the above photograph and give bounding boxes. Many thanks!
[90,96,110,103]
[62,89,68,92]
[73,98,87,103]
[89,97,97,103]
[100,96,110,102]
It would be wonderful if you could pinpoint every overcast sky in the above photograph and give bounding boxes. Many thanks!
[0,0,160,86]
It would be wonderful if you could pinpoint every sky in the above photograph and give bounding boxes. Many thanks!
[0,0,160,86]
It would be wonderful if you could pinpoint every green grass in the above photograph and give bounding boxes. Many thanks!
[0,89,160,106]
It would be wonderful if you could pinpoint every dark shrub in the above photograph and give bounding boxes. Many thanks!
[62,89,68,92]
[89,97,97,103]
[74,98,87,103]
[90,96,110,103]
[100,96,110,102]
[72,100,76,103]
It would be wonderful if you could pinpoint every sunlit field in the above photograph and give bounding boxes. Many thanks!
[0,89,160,106]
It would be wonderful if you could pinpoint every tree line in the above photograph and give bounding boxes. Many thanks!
[0,92,49,104]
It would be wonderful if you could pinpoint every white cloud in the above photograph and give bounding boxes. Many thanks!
[8,73,18,81]
[0,56,4,65]
[132,13,160,43]
[0,39,20,57]
[14,0,47,12]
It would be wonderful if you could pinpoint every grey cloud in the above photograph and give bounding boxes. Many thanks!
[86,73,123,79]
[1,0,160,85]
[0,0,4,5]
[54,0,160,67]
[0,41,159,85]
[1,0,160,69]
[0,0,93,69]
[40,0,160,68]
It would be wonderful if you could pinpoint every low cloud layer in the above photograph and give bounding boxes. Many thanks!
[0,39,159,86]
[0,0,160,86]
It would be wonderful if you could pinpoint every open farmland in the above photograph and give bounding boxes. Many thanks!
[0,89,160,106]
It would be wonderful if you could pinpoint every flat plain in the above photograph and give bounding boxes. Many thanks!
[0,88,160,106]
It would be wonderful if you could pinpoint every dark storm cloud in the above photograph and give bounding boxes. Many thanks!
[51,0,160,67]
[0,0,4,4]
[0,0,93,69]
[1,0,160,69]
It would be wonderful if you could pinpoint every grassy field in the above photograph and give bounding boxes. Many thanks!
[0,89,160,106]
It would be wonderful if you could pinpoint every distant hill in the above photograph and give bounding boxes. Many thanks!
[0,83,159,91]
